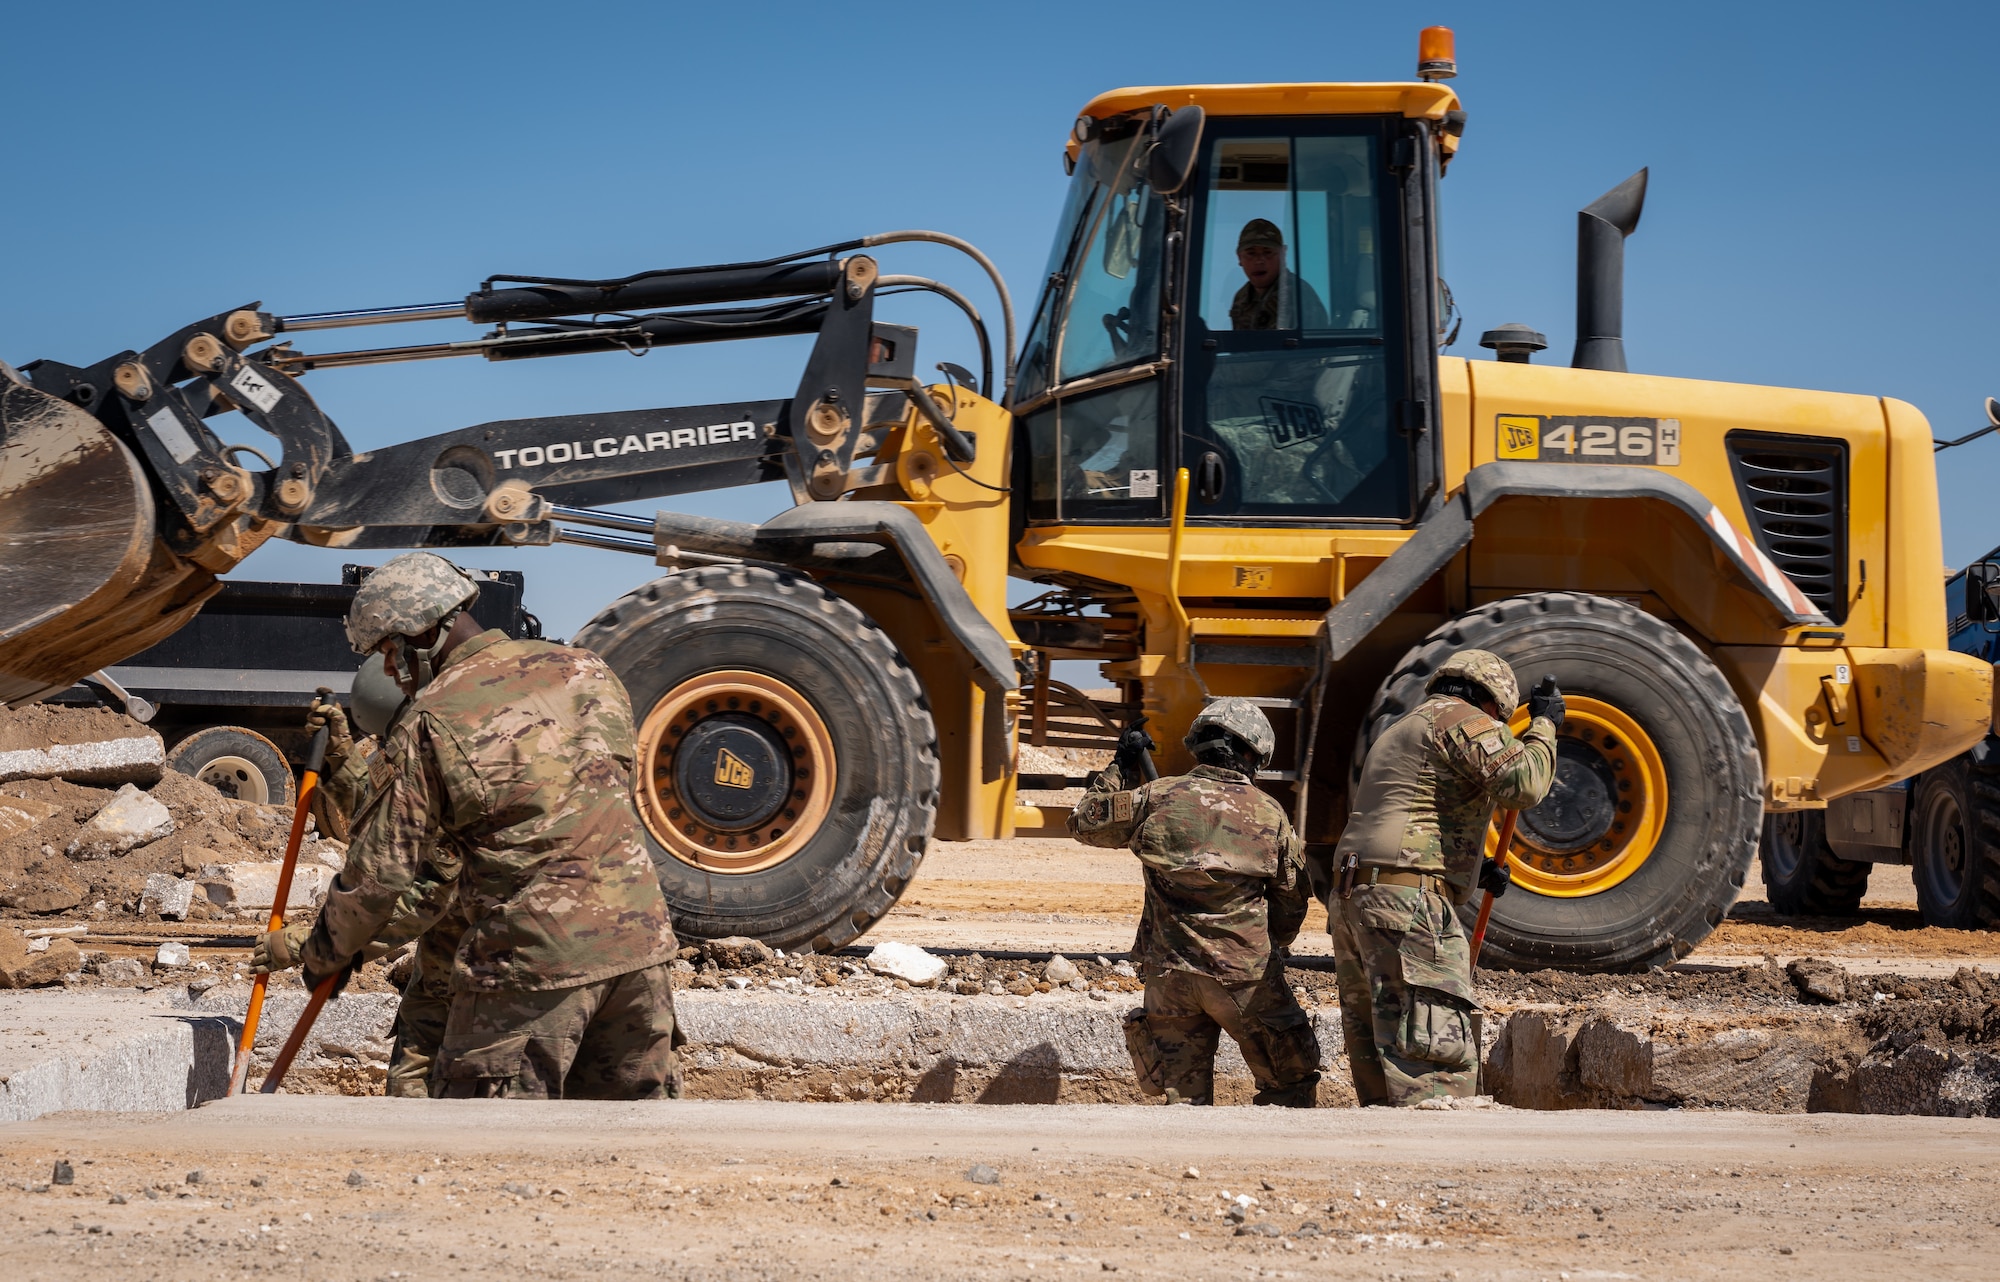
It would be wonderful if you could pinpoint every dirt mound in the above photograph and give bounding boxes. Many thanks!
[0,702,150,752]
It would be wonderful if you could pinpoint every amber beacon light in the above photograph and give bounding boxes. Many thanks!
[1417,26,1458,81]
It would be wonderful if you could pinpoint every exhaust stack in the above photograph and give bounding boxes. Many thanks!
[1572,168,1648,372]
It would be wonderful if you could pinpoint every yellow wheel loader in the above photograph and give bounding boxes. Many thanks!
[2,29,1989,969]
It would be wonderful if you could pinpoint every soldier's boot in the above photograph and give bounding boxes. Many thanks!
[1121,1008,1168,1098]
[1148,1014,1220,1106]
[385,988,451,1099]
[1382,1062,1479,1105]
[1252,1079,1320,1107]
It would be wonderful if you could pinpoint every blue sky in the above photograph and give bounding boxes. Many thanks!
[5,2,1996,638]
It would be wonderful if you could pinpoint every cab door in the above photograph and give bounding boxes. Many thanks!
[1178,116,1432,524]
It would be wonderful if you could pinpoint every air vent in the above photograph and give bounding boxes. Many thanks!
[1725,432,1849,623]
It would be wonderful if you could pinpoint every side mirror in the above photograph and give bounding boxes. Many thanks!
[1146,106,1205,196]
[1967,561,2000,624]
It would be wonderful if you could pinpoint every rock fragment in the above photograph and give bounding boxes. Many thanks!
[0,929,83,987]
[964,1164,1001,1185]
[52,1160,73,1186]
[700,936,775,969]
[0,727,164,787]
[1044,955,1081,985]
[1787,957,1849,1004]
[65,784,173,860]
[96,957,148,986]
[0,795,61,840]
[155,941,192,969]
[867,941,947,986]
[141,873,196,922]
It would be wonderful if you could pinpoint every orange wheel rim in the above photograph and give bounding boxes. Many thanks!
[1486,695,1669,898]
[634,670,836,874]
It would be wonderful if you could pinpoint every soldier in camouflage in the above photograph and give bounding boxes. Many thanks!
[1069,698,1322,1107]
[1329,649,1563,1105]
[255,552,681,1100]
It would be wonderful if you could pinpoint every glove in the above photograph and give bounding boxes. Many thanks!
[307,695,354,772]
[1527,675,1565,729]
[251,922,312,974]
[1477,858,1512,899]
[1112,716,1156,781]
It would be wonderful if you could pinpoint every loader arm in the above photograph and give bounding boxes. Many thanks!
[0,236,1013,705]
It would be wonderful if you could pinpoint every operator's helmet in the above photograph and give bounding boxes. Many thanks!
[349,653,409,739]
[344,552,481,654]
[1426,648,1520,714]
[1183,696,1277,767]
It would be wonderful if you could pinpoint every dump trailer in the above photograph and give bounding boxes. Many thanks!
[1,29,1990,969]
[1760,529,2000,929]
[47,568,538,807]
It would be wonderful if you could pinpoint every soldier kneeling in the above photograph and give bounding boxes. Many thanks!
[1069,698,1321,1106]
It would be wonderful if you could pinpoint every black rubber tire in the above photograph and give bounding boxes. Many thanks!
[572,566,939,953]
[1758,809,1871,917]
[166,725,297,808]
[1910,753,2000,930]
[1350,591,1764,972]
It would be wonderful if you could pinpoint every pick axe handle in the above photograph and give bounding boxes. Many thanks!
[260,972,339,1094]
[1469,808,1521,966]
[230,726,328,1095]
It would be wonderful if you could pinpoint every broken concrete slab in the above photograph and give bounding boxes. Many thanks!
[1788,956,1849,1004]
[195,861,331,912]
[0,930,81,988]
[65,784,173,860]
[140,873,195,921]
[95,958,148,986]
[0,727,164,788]
[0,989,233,1122]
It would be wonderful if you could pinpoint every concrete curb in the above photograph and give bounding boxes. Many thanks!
[0,993,233,1123]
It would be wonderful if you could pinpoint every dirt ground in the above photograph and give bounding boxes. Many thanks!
[2,1097,1995,1281]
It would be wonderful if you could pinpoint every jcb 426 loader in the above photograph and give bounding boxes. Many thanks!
[3,31,1991,969]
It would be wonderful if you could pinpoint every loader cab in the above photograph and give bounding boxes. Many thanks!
[1013,85,1455,530]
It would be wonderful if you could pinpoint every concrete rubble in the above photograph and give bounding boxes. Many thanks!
[196,861,332,912]
[867,940,948,986]
[140,872,196,921]
[65,784,175,860]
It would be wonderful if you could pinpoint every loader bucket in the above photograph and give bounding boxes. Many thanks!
[0,379,217,705]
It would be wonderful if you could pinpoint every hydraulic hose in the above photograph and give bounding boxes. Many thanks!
[861,231,1017,404]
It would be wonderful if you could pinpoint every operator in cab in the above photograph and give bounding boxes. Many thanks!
[1328,650,1562,1106]
[1229,218,1329,332]
[1068,699,1322,1107]
[254,552,682,1100]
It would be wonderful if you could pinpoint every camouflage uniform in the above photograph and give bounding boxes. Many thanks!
[1329,651,1557,1105]
[1069,756,1321,1105]
[300,629,682,1101]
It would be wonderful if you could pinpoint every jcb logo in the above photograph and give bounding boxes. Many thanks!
[715,749,754,789]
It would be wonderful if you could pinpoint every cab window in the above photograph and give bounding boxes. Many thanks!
[1184,122,1409,521]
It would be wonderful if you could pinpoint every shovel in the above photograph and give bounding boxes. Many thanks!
[229,723,330,1094]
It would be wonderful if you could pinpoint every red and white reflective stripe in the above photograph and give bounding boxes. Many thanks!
[1705,505,1824,620]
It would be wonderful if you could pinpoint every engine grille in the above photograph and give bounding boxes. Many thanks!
[1725,432,1849,623]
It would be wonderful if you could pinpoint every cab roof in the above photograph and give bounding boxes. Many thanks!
[1067,82,1463,167]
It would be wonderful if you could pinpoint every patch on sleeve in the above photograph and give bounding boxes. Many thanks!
[1472,727,1507,757]
[1111,791,1135,822]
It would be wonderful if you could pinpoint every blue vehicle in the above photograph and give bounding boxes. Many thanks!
[1759,550,2000,927]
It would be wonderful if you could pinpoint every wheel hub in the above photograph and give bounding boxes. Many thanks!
[672,714,793,832]
[1493,695,1669,898]
[634,670,836,874]
[198,755,270,804]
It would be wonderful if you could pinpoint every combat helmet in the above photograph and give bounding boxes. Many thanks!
[344,552,481,655]
[1426,648,1519,713]
[348,653,409,739]
[1183,696,1277,767]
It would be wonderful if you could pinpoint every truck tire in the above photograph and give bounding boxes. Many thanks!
[166,726,296,807]
[1757,809,1871,916]
[1910,756,2000,929]
[572,565,939,953]
[1352,591,1763,971]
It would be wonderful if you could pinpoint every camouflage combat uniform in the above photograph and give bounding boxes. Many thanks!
[300,630,682,1100]
[1069,759,1322,1105]
[1330,678,1557,1106]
